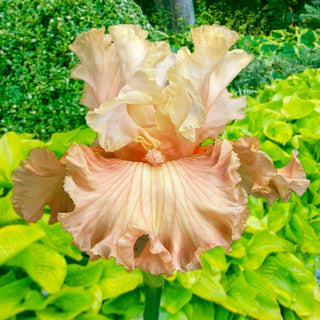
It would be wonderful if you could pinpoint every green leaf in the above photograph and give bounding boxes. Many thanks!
[244,270,282,320]
[267,202,291,232]
[37,217,82,261]
[258,253,320,317]
[245,231,287,270]
[300,30,316,46]
[221,271,258,317]
[159,310,188,320]
[0,277,45,319]
[102,290,143,317]
[86,284,103,314]
[0,278,31,320]
[260,140,291,164]
[46,127,97,158]
[177,270,201,289]
[161,281,192,314]
[75,315,110,320]
[0,191,22,227]
[0,132,44,188]
[289,214,320,253]
[245,216,266,233]
[191,273,227,303]
[0,224,44,265]
[282,99,315,120]
[0,270,16,287]
[201,247,228,273]
[183,296,214,320]
[37,287,95,320]
[263,121,293,144]
[98,259,143,300]
[65,262,104,287]
[7,243,67,293]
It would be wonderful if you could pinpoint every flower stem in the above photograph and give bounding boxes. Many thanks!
[143,271,163,320]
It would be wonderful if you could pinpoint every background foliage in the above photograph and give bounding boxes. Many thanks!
[0,0,160,140]
[1,0,320,319]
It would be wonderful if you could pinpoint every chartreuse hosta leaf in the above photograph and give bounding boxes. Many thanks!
[0,224,44,265]
[0,277,46,320]
[37,216,82,261]
[86,284,103,314]
[244,230,289,270]
[0,191,22,227]
[65,261,104,287]
[75,314,110,320]
[36,286,95,320]
[182,296,214,320]
[0,132,44,188]
[289,213,320,254]
[98,258,143,300]
[281,99,315,120]
[161,281,193,314]
[263,121,293,144]
[191,272,227,304]
[258,253,320,318]
[6,242,67,293]
[266,201,291,232]
[45,126,97,158]
[102,290,144,318]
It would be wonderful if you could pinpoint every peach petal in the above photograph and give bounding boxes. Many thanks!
[86,98,161,153]
[70,27,121,109]
[198,91,248,141]
[232,137,309,204]
[201,49,253,108]
[278,150,310,196]
[59,141,248,275]
[11,148,74,224]
[159,25,236,141]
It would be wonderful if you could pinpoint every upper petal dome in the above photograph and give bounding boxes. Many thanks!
[157,25,253,144]
[59,141,248,275]
[71,24,253,162]
[11,148,74,224]
[70,25,171,110]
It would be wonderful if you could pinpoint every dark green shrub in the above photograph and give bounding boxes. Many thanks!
[0,0,159,140]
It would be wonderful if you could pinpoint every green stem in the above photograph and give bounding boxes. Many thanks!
[143,272,163,320]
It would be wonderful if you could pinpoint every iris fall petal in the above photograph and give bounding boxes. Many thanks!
[59,141,248,275]
[11,148,74,224]
[232,137,309,204]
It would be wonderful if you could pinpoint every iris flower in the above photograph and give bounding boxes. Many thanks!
[12,25,309,276]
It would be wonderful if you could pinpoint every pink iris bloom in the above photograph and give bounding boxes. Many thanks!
[11,25,309,276]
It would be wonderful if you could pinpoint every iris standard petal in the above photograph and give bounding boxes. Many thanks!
[158,25,252,145]
[11,148,74,224]
[59,141,248,275]
[86,97,161,153]
[198,91,248,141]
[70,27,121,109]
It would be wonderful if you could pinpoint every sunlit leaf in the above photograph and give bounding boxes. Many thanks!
[161,281,192,314]
[0,224,44,265]
[65,262,103,287]
[98,259,143,300]
[37,286,95,320]
[7,242,67,293]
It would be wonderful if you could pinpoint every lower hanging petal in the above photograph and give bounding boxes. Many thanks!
[232,137,309,204]
[59,141,248,275]
[11,148,74,224]
[277,150,310,196]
